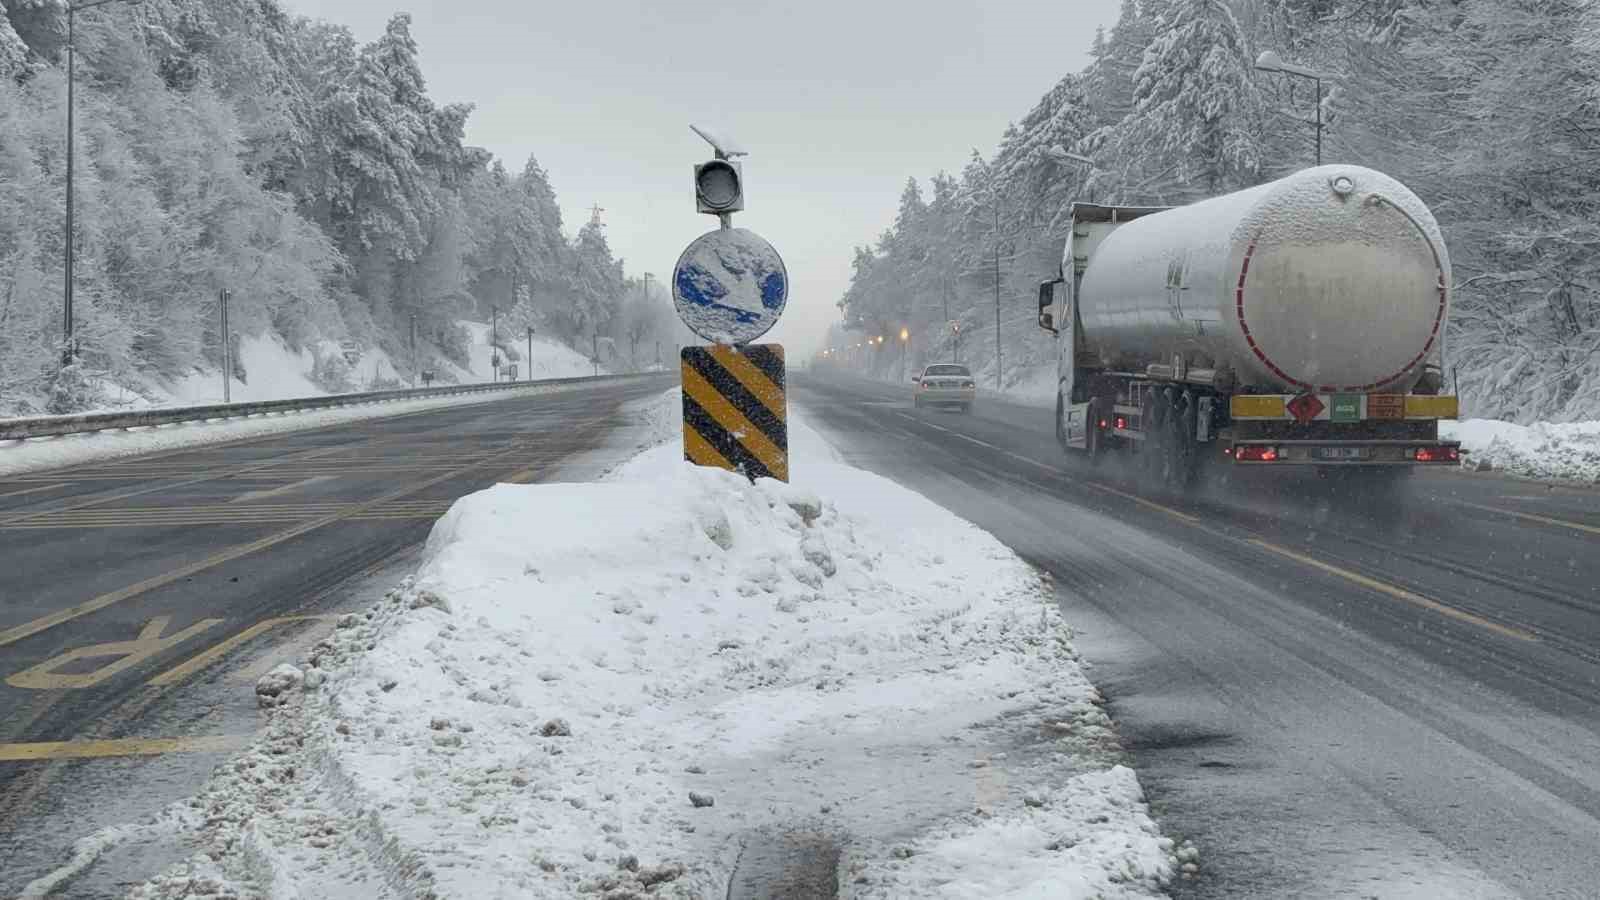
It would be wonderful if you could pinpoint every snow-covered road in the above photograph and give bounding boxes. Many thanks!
[117,390,1179,899]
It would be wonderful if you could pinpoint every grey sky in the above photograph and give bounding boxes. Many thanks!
[284,0,1120,355]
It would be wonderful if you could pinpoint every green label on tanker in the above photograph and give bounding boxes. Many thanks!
[1330,395,1362,422]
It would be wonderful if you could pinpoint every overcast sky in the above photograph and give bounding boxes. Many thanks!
[283,0,1119,354]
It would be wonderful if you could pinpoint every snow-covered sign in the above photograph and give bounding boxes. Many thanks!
[672,227,788,345]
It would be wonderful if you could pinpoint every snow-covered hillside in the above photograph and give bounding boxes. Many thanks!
[447,320,603,383]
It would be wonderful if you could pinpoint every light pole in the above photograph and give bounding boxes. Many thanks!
[899,327,909,381]
[61,0,143,369]
[490,304,499,382]
[972,150,1005,390]
[526,326,533,381]
[409,314,417,388]
[1255,50,1327,166]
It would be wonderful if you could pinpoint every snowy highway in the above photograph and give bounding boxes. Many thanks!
[2,370,1598,897]
[795,371,1600,899]
[0,375,673,897]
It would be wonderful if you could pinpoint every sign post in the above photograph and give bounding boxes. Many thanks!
[674,124,790,482]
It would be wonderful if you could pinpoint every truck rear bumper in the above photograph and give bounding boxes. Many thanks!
[1227,439,1461,465]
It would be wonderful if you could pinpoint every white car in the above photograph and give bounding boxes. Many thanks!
[912,363,976,412]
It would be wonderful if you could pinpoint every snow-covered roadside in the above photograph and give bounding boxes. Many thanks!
[0,379,632,479]
[1443,418,1600,483]
[125,389,1181,900]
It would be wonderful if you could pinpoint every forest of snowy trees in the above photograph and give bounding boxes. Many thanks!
[836,0,1600,423]
[0,0,675,414]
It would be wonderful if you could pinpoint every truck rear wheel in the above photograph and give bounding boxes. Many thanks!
[1084,397,1104,465]
[1150,389,1195,491]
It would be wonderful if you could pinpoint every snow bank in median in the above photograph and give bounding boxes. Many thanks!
[132,391,1177,899]
[1443,418,1600,483]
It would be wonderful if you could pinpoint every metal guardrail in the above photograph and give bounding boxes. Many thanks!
[0,373,663,442]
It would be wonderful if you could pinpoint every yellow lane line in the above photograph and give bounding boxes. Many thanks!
[0,734,251,762]
[1084,483,1204,525]
[150,616,334,686]
[1456,501,1600,538]
[1249,538,1538,642]
[0,483,71,500]
[0,450,523,649]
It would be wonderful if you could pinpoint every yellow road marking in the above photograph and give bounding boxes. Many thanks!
[227,475,337,503]
[8,616,226,690]
[0,734,251,762]
[0,451,524,649]
[707,346,787,421]
[228,618,343,685]
[1456,501,1600,538]
[0,483,71,500]
[151,615,335,687]
[1085,482,1204,524]
[1249,539,1538,642]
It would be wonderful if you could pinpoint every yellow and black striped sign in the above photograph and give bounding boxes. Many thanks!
[681,344,787,482]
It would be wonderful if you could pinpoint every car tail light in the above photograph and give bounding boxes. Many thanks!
[1236,445,1279,461]
[1415,446,1459,463]
[1098,419,1109,430]
[1115,416,1127,430]
[962,380,974,388]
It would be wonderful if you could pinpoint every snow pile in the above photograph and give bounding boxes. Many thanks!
[1442,418,1600,483]
[129,392,1176,899]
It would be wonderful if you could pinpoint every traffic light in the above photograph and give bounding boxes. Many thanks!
[695,159,744,215]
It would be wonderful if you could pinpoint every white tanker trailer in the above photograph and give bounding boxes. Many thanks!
[1036,165,1460,486]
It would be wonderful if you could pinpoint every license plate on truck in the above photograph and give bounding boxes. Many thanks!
[1315,447,1368,460]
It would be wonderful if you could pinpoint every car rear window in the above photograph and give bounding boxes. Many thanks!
[924,365,970,377]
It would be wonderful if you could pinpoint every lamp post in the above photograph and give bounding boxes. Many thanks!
[899,327,909,381]
[61,0,143,370]
[1255,50,1327,166]
[972,150,1004,390]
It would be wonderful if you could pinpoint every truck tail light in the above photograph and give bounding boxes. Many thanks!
[1236,445,1279,461]
[1115,416,1127,430]
[1415,446,1459,463]
[1098,419,1109,430]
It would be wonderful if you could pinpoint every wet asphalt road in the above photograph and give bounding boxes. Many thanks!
[0,375,671,897]
[795,371,1600,900]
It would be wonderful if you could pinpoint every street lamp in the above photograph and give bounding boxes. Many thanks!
[1255,50,1328,166]
[61,0,143,370]
[972,149,1004,390]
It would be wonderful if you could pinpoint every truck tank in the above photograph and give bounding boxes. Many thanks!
[1074,165,1450,394]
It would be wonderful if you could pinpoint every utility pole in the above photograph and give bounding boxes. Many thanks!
[592,332,599,377]
[409,314,417,388]
[490,305,499,382]
[526,326,533,382]
[219,288,231,403]
[992,195,1002,390]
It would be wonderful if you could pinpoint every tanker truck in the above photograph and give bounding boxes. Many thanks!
[1036,165,1460,487]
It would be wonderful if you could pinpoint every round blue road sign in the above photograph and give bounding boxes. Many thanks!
[672,227,788,345]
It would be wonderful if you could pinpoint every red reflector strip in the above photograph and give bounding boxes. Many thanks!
[1236,445,1279,461]
[1415,446,1459,463]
